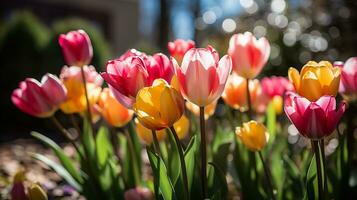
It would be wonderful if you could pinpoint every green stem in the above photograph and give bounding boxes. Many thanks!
[199,106,208,198]
[151,130,163,158]
[319,140,327,197]
[246,78,253,119]
[312,140,324,200]
[125,128,141,186]
[258,151,276,200]
[80,66,95,134]
[169,126,189,200]
[249,151,258,186]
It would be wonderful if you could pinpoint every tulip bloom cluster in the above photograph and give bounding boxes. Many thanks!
[11,28,354,200]
[286,61,345,139]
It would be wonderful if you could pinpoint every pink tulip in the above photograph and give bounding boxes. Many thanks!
[119,49,149,64]
[119,49,174,85]
[284,92,346,139]
[146,53,175,85]
[261,76,294,98]
[337,57,357,97]
[58,30,93,66]
[101,56,149,108]
[60,65,103,86]
[12,74,67,118]
[168,39,195,63]
[228,32,270,79]
[174,46,232,106]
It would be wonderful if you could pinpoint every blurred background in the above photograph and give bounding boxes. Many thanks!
[0,0,356,141]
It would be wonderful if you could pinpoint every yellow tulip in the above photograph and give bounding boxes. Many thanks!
[28,183,48,200]
[185,100,217,120]
[236,120,269,151]
[60,78,101,114]
[170,74,180,92]
[272,96,283,115]
[173,115,190,139]
[135,118,166,144]
[133,79,185,130]
[288,61,340,101]
[98,88,134,127]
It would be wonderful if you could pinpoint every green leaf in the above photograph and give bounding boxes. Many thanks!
[211,127,232,174]
[95,126,113,167]
[167,129,181,185]
[118,132,141,188]
[207,162,228,200]
[184,135,198,190]
[147,148,176,200]
[306,152,325,200]
[32,153,82,191]
[82,118,96,161]
[31,132,83,184]
[128,121,142,170]
[266,101,276,136]
[306,155,318,200]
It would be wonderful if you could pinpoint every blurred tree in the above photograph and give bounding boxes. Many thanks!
[0,11,112,138]
[0,11,50,136]
[159,0,170,52]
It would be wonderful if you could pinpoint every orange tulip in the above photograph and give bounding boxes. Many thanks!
[98,88,133,127]
[222,74,260,112]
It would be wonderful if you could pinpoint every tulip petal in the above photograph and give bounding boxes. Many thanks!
[300,71,323,101]
[315,95,336,112]
[109,85,135,108]
[41,74,67,105]
[288,67,301,92]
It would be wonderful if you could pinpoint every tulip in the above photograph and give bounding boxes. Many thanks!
[28,184,48,200]
[58,30,93,67]
[337,57,357,100]
[124,186,153,200]
[11,170,28,200]
[168,39,195,64]
[119,49,147,61]
[228,32,270,79]
[288,61,341,101]
[135,118,166,144]
[101,56,149,108]
[98,88,133,127]
[284,92,346,139]
[236,120,269,151]
[146,53,175,85]
[236,120,275,199]
[261,76,294,98]
[260,76,294,114]
[222,74,260,112]
[173,115,190,139]
[12,74,67,118]
[185,100,217,120]
[174,46,232,106]
[59,66,102,114]
[133,79,184,130]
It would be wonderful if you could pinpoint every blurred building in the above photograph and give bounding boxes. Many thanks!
[1,0,139,55]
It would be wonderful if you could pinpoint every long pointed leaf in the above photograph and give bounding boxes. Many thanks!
[31,131,83,183]
[32,153,81,191]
